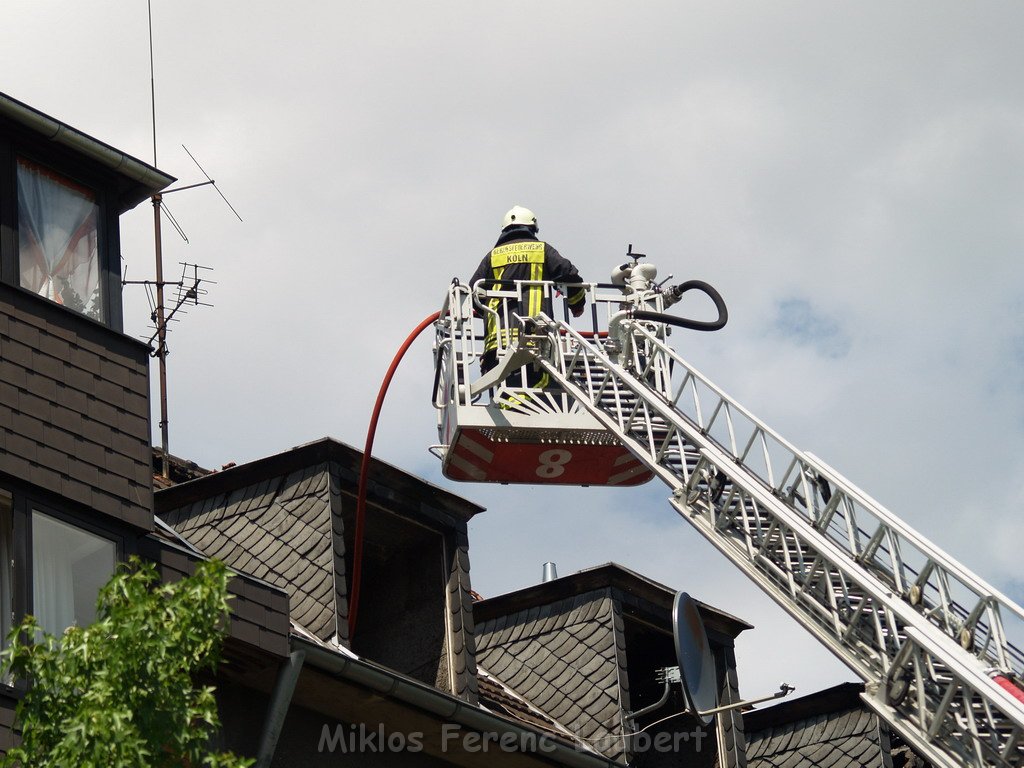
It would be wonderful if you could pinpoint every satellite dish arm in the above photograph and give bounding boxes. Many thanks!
[693,683,795,719]
[623,675,794,725]
[622,675,675,723]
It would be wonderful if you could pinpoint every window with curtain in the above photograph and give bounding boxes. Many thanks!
[31,511,115,635]
[17,157,104,322]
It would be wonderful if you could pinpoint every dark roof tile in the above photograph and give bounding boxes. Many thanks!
[159,463,343,642]
[475,589,626,761]
[746,703,890,768]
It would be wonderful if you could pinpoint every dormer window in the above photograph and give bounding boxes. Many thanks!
[16,157,104,322]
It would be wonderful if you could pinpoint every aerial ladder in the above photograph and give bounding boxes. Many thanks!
[430,250,1024,768]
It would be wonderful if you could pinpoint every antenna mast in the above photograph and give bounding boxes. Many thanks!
[147,0,173,479]
[140,5,236,479]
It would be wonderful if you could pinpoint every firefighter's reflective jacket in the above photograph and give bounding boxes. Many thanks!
[470,229,586,353]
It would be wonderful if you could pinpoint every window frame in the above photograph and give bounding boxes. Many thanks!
[29,504,120,635]
[0,489,14,654]
[15,155,105,323]
[0,128,124,330]
[0,480,129,691]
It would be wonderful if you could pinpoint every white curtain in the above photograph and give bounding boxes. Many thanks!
[17,158,103,321]
[32,512,114,635]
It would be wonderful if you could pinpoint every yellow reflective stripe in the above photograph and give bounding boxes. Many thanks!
[487,327,519,353]
[530,262,543,316]
[484,298,499,350]
[567,287,586,305]
[489,242,545,268]
[484,265,505,350]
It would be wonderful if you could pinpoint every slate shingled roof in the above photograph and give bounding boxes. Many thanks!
[475,590,630,762]
[155,437,485,701]
[477,665,599,752]
[159,461,344,642]
[744,683,894,768]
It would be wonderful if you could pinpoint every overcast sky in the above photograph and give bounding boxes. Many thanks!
[4,1,1023,703]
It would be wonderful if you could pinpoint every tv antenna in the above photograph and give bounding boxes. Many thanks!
[132,1,243,479]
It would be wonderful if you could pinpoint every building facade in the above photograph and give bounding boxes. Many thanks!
[0,92,292,754]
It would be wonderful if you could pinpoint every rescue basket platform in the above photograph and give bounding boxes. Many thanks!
[431,277,679,487]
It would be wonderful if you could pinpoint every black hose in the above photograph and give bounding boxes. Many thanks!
[634,280,728,331]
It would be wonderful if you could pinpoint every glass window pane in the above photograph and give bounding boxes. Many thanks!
[17,157,104,322]
[32,511,115,635]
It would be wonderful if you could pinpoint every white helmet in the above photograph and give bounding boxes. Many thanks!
[502,205,538,231]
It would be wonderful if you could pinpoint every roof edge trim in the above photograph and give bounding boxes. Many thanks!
[0,91,175,197]
[295,636,619,768]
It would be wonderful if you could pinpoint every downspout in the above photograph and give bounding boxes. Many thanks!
[255,650,306,768]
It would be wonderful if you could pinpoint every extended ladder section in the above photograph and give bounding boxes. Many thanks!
[433,279,1024,768]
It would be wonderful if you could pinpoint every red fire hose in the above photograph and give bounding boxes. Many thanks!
[348,311,440,639]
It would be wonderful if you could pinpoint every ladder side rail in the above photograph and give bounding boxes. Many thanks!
[546,320,992,676]
[688,474,891,687]
[644,328,917,583]
[807,449,1017,608]
[573,377,1017,768]
[898,624,1024,767]
[676,458,912,688]
[625,320,1024,674]
[671,425,1023,768]
[611,322,957,652]
[531,320,1024,768]
[806,451,1024,673]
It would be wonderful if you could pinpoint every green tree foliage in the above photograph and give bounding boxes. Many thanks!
[0,557,253,768]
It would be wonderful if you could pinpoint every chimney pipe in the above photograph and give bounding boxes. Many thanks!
[542,562,558,583]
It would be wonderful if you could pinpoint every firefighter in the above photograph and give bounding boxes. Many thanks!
[470,205,586,383]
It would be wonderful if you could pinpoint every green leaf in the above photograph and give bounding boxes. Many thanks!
[0,557,252,767]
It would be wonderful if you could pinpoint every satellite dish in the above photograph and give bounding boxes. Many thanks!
[672,591,717,723]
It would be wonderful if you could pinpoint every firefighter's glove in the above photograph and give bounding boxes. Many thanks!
[570,303,585,318]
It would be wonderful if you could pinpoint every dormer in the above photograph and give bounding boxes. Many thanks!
[156,438,485,702]
[0,94,174,566]
[473,563,752,766]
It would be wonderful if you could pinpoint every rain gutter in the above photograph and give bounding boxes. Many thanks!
[293,636,619,768]
[0,91,175,204]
